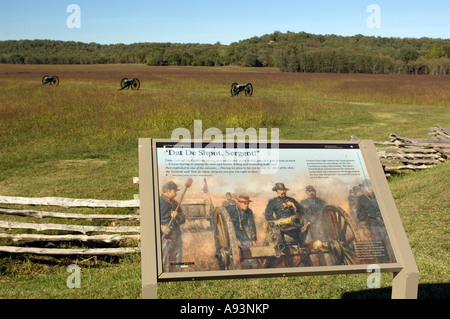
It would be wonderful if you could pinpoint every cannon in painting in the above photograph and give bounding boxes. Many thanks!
[42,75,59,86]
[213,205,362,270]
[181,200,214,231]
[119,77,140,90]
[230,82,253,97]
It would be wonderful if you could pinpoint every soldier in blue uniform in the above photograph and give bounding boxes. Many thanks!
[264,183,313,267]
[264,183,310,261]
[265,183,303,222]
[300,185,328,266]
[160,181,186,272]
[225,195,257,247]
[222,192,237,208]
[226,195,257,268]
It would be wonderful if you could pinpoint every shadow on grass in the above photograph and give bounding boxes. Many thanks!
[341,283,450,299]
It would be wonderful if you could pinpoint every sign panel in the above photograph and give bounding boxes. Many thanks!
[150,140,400,280]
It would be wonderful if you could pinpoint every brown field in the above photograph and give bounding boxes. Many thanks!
[1,64,448,107]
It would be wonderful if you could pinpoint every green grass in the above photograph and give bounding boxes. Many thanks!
[0,65,449,298]
[0,254,141,299]
[389,162,449,286]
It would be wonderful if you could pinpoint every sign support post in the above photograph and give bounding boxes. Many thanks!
[139,138,158,299]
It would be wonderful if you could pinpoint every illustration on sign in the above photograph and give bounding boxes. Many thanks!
[155,142,396,273]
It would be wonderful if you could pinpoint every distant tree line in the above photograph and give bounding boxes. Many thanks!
[1,31,449,74]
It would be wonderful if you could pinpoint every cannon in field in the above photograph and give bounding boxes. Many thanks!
[42,75,59,86]
[231,82,253,97]
[119,77,140,90]
[213,205,361,270]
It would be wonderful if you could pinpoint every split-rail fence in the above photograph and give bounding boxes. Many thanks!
[0,196,140,256]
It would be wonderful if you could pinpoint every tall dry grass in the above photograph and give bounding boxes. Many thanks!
[1,65,449,184]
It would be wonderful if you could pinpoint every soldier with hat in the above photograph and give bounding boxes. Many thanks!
[300,185,326,239]
[301,186,326,214]
[222,192,237,208]
[265,183,303,221]
[160,181,186,272]
[264,183,311,266]
[300,185,328,266]
[225,195,257,248]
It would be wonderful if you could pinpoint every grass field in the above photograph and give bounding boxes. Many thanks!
[0,64,449,299]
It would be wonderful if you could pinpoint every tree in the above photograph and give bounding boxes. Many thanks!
[145,49,164,66]
[179,52,193,66]
[397,47,419,64]
[427,43,447,59]
[408,57,428,75]
[244,53,262,67]
[274,45,300,72]
[1,35,450,75]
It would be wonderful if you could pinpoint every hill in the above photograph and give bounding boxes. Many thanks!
[1,31,449,74]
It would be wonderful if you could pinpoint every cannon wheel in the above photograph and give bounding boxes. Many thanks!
[51,76,59,86]
[244,83,253,96]
[42,75,50,85]
[321,205,358,265]
[213,207,241,270]
[120,78,129,89]
[131,78,140,90]
[230,83,238,96]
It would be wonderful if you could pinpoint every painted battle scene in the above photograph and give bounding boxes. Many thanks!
[156,146,397,273]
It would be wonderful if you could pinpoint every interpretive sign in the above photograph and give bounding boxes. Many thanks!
[139,139,418,299]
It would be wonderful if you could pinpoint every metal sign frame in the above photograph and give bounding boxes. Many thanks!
[139,138,418,299]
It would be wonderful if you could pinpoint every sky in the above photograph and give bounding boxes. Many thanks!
[0,0,449,45]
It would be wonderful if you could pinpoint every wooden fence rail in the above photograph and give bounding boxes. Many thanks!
[0,196,140,256]
[0,246,139,256]
[0,233,140,243]
[375,125,450,174]
[0,220,139,234]
[0,207,139,221]
[0,196,139,208]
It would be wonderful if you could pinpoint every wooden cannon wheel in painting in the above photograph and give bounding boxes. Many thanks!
[213,207,242,270]
[320,205,360,265]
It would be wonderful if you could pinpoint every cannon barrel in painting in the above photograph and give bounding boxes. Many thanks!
[214,205,361,270]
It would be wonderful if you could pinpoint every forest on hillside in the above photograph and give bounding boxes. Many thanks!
[1,31,450,74]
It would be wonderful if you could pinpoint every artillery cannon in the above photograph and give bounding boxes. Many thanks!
[213,205,360,270]
[181,200,214,231]
[119,77,140,90]
[42,75,59,86]
[231,82,253,97]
